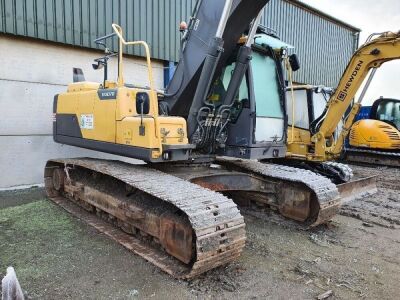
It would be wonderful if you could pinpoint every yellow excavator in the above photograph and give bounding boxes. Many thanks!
[46,0,308,279]
[44,0,380,279]
[282,31,400,171]
[347,97,400,167]
[277,84,355,183]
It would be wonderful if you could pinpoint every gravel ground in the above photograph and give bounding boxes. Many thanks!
[341,164,400,229]
[0,164,399,299]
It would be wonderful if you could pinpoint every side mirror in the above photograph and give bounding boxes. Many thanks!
[289,54,300,72]
[136,93,150,115]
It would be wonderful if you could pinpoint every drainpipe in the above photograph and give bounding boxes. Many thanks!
[164,61,176,88]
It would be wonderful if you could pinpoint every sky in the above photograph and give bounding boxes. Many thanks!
[301,0,400,105]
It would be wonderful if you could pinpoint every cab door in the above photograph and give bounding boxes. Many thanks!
[251,51,285,143]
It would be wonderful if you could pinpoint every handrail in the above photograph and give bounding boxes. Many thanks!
[111,24,156,92]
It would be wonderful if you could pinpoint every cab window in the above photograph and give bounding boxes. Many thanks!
[313,92,328,120]
[377,100,400,129]
[208,61,249,122]
[286,89,309,129]
[209,62,249,104]
[252,52,284,119]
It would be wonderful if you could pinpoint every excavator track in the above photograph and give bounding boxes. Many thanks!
[44,158,246,279]
[266,159,354,184]
[323,162,354,182]
[216,158,341,226]
[345,148,400,167]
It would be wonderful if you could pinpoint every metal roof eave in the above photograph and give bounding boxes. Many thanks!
[286,0,362,33]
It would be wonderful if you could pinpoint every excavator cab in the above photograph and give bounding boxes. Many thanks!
[371,98,400,130]
[285,85,346,156]
[210,31,294,159]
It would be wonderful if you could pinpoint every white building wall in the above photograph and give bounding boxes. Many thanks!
[0,35,164,189]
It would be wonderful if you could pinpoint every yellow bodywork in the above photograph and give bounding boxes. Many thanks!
[55,24,190,161]
[57,82,189,159]
[286,127,311,158]
[349,119,400,150]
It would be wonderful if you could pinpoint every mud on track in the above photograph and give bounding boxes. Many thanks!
[0,163,399,299]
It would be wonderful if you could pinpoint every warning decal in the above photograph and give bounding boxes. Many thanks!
[80,114,94,130]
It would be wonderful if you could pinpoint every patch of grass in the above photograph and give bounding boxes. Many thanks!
[0,197,240,299]
[0,200,118,298]
[0,201,79,278]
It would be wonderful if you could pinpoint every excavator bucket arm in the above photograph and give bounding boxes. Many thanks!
[164,0,270,118]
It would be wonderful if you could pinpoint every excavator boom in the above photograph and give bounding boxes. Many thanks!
[164,0,270,118]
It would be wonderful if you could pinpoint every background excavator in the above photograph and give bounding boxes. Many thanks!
[44,0,376,278]
[272,31,400,177]
[277,84,354,184]
[346,97,400,167]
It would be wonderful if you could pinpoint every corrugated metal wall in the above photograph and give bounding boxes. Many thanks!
[0,0,359,87]
[0,0,195,61]
[263,0,359,87]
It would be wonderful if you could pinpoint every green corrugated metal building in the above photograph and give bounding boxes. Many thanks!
[0,0,360,86]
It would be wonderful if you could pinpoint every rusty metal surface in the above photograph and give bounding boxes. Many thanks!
[158,163,317,222]
[345,148,400,167]
[337,176,378,204]
[157,158,340,225]
[62,182,195,264]
[44,158,246,279]
[216,157,341,226]
[158,158,378,226]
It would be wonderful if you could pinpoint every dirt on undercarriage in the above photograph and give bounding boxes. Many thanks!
[0,163,399,299]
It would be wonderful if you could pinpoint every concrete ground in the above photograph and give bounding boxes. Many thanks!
[0,164,399,300]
